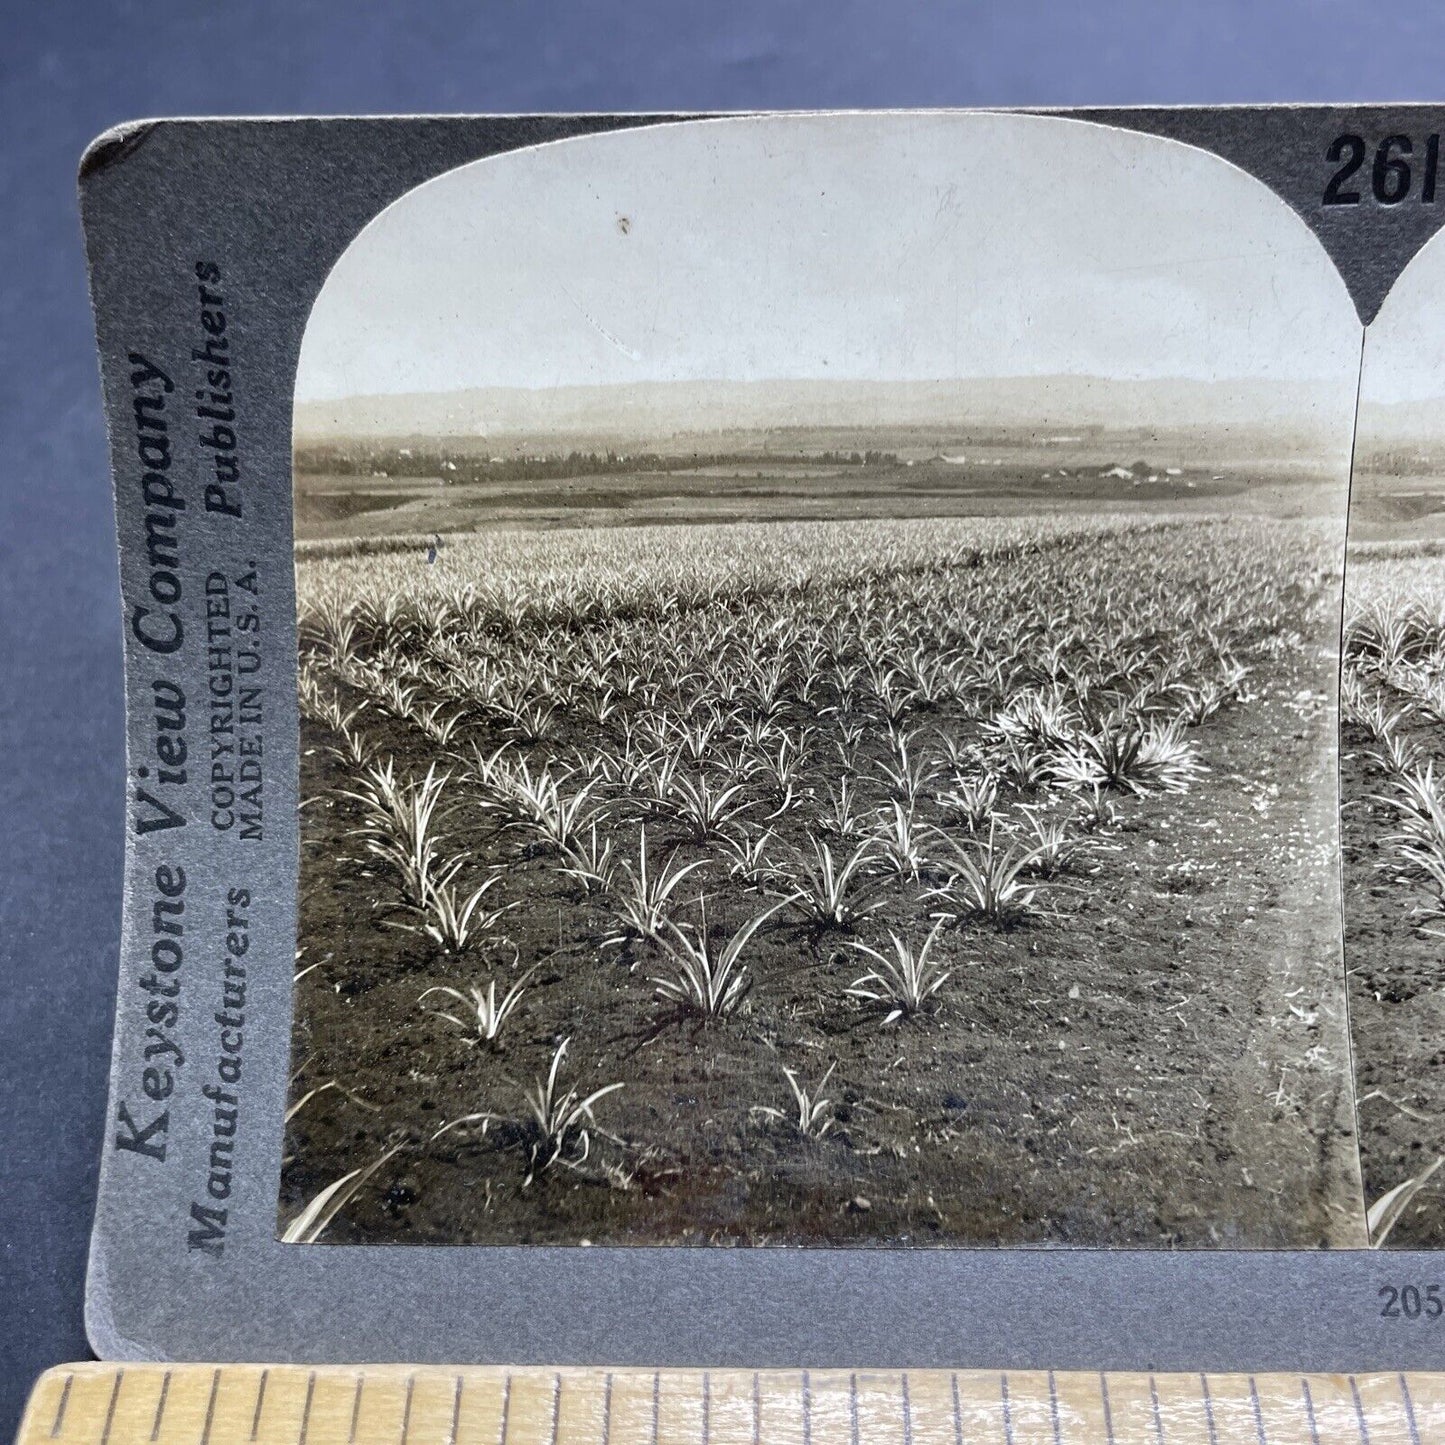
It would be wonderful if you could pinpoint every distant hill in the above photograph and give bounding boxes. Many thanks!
[296,375,1349,453]
[1358,398,1445,449]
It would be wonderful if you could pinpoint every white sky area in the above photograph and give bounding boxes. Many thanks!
[296,112,1361,406]
[1362,223,1445,407]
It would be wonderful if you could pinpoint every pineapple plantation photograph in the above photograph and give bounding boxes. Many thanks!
[1341,230,1445,1249]
[280,114,1369,1249]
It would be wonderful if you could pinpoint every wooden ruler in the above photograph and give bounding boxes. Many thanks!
[13,1365,1444,1445]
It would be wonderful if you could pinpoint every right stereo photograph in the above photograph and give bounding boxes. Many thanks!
[1347,228,1445,1248]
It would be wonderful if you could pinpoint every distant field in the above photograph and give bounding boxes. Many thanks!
[1347,545,1445,605]
[1345,472,1445,544]
[293,434,1343,542]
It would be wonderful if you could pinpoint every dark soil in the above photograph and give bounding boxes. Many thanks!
[1342,718,1445,1246]
[282,631,1359,1249]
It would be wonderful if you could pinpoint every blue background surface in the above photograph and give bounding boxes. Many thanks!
[5,0,1445,1427]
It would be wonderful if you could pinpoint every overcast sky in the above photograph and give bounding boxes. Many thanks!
[296,112,1362,409]
[1362,222,1445,408]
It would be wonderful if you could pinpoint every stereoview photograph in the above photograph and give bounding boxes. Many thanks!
[280,113,1367,1248]
[1343,226,1445,1249]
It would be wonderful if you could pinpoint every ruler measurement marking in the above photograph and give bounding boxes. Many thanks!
[1301,1379,1321,1445]
[1000,1374,1014,1445]
[1399,1375,1422,1445]
[299,1371,317,1445]
[100,1371,124,1445]
[701,1372,710,1445]
[848,1373,859,1445]
[348,1375,364,1445]
[150,1372,172,1444]
[497,1372,512,1445]
[1350,1376,1371,1445]
[447,1377,463,1445]
[802,1369,813,1445]
[250,1370,269,1442]
[950,1373,963,1445]
[651,1371,660,1445]
[902,1371,914,1445]
[1047,1371,1061,1445]
[49,1374,73,1439]
[1100,1373,1117,1445]
[198,1369,221,1445]
[601,1374,612,1445]
[547,1373,560,1445]
[1248,1377,1266,1445]
[1148,1375,1164,1445]
[399,1374,416,1445]
[1200,1373,1218,1445]
[751,1372,761,1445]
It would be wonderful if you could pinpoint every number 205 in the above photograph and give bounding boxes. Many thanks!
[1379,1283,1443,1318]
[1324,134,1441,206]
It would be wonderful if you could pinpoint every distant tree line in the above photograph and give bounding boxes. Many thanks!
[1361,445,1445,476]
[294,445,899,483]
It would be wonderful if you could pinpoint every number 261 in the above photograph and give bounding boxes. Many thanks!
[1323,134,1440,206]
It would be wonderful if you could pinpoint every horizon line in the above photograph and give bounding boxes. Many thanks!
[294,370,1368,412]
